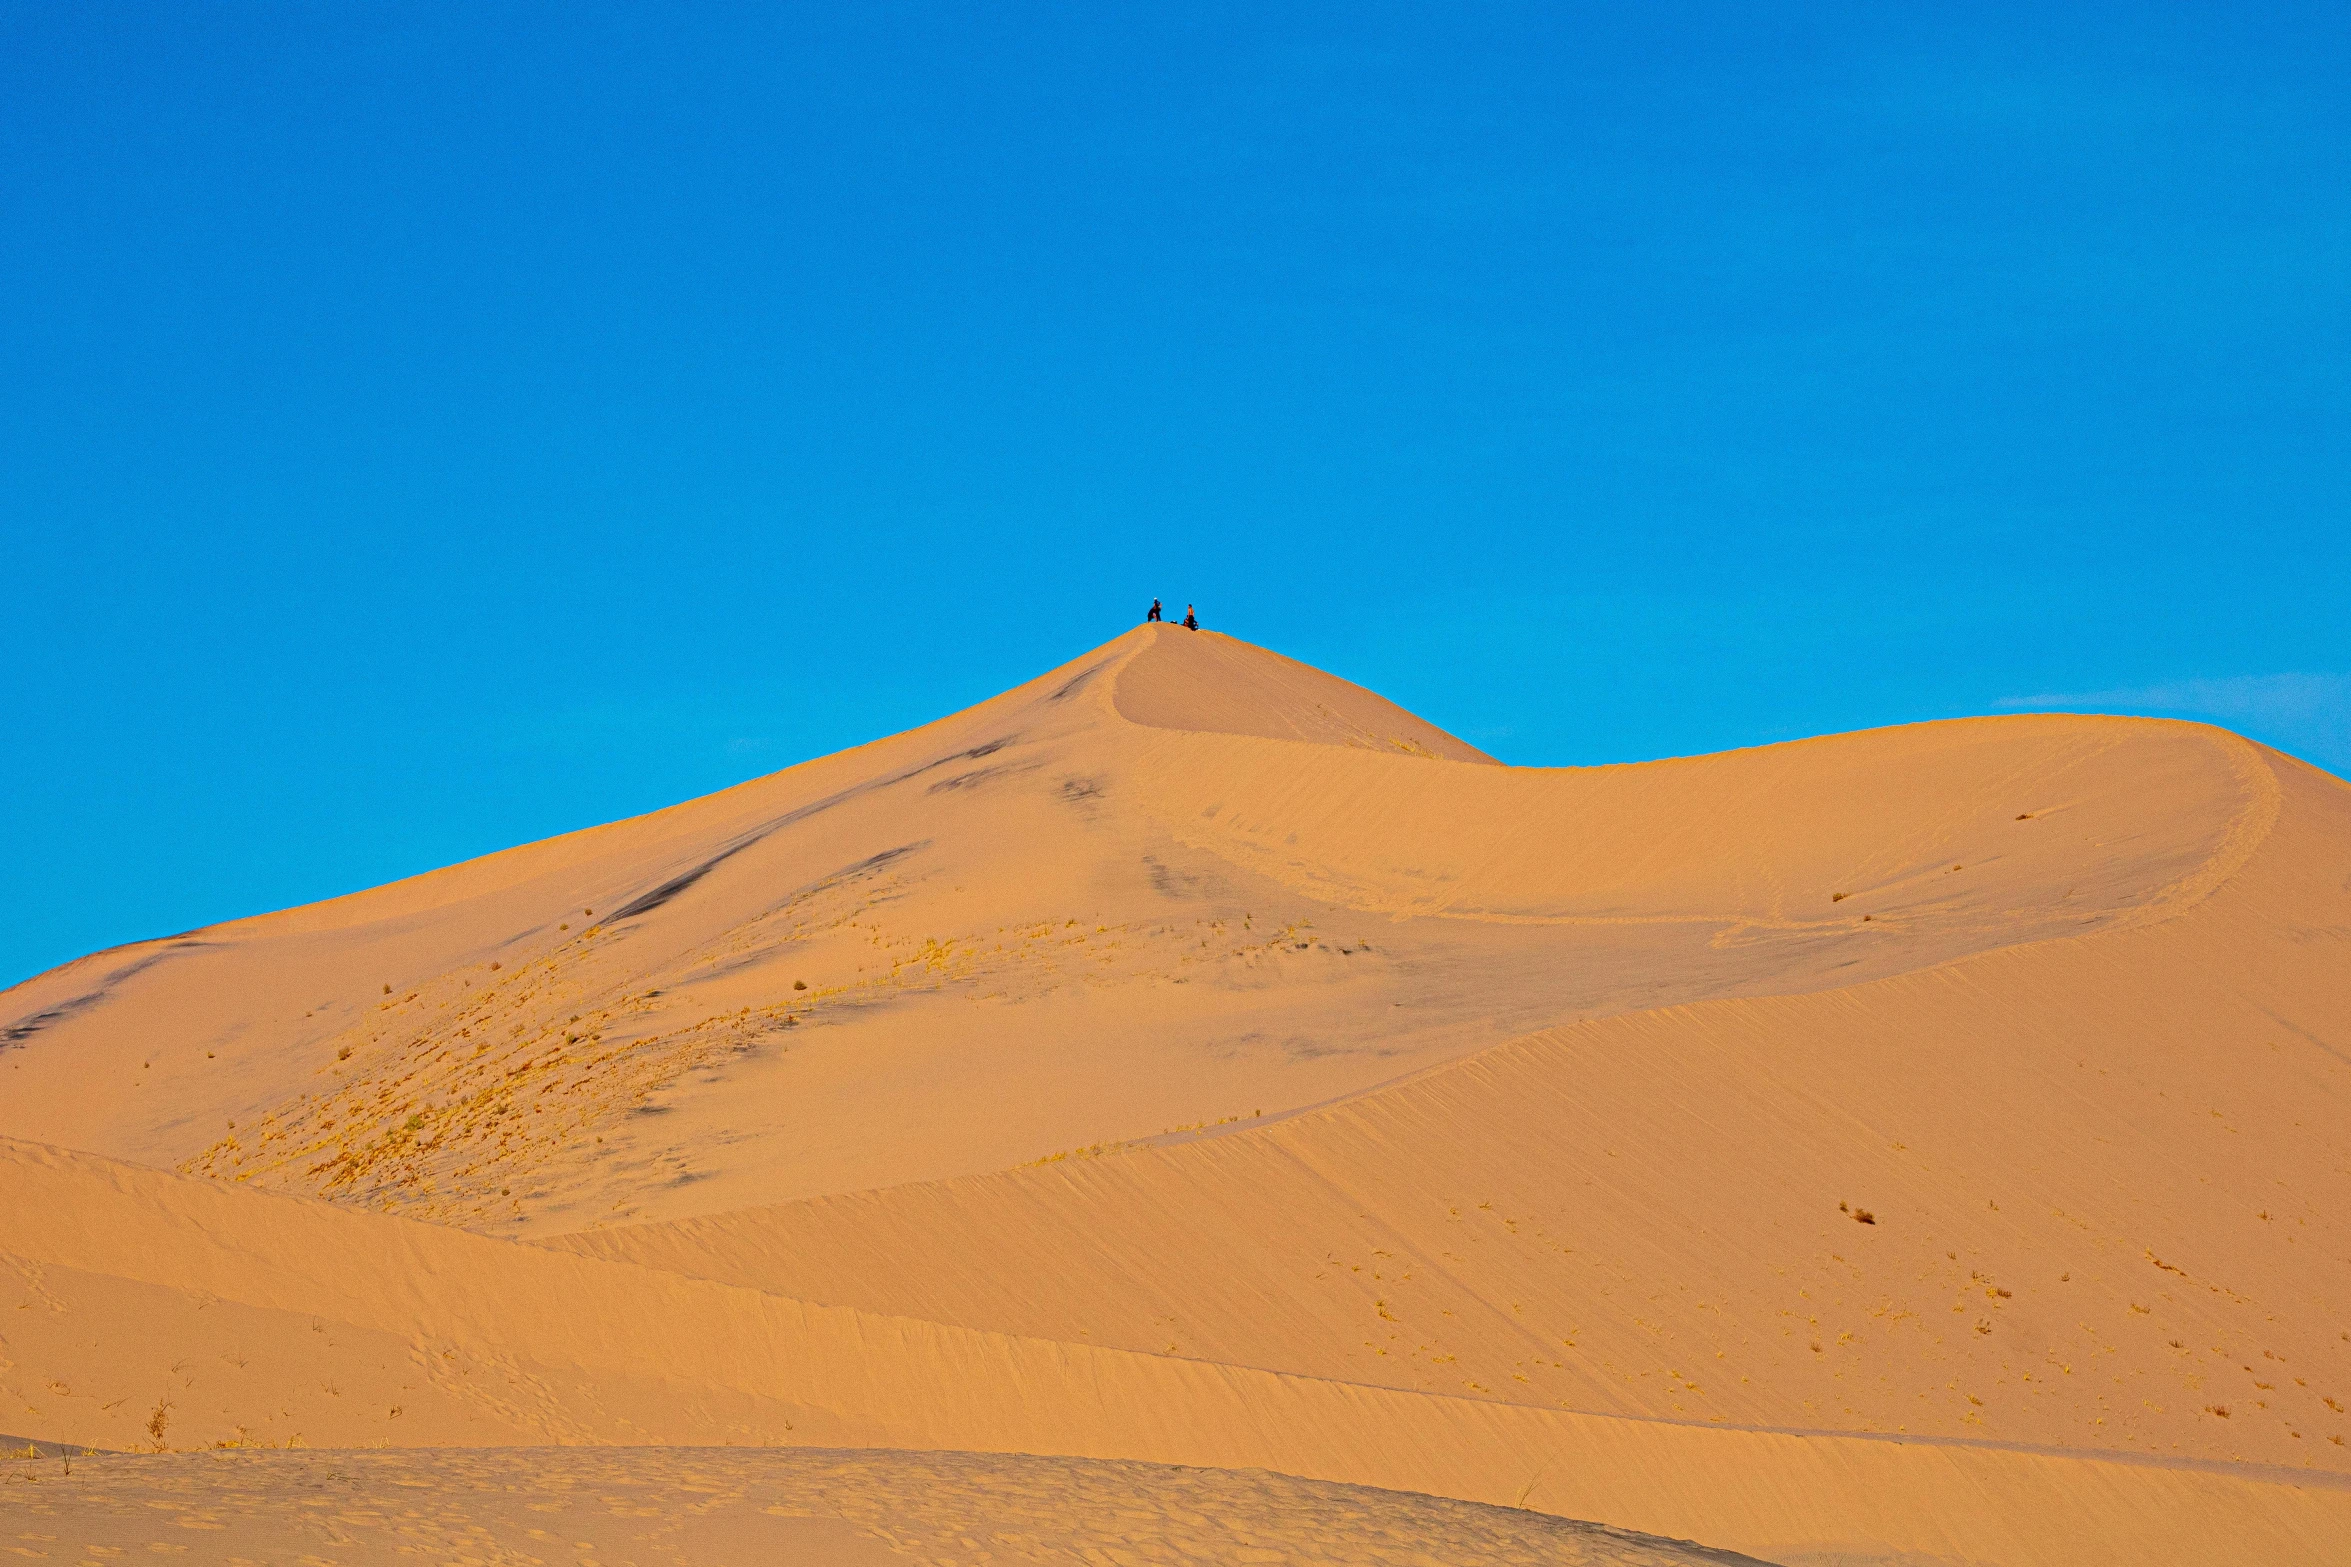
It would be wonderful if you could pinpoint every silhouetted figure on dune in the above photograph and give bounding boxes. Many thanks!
[1146,598,1162,623]
[1182,605,1199,630]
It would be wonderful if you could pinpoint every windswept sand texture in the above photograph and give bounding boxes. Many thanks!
[4,625,2349,1565]
[0,1448,1765,1567]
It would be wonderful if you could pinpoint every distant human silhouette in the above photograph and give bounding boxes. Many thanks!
[1146,598,1162,623]
[1182,604,1198,630]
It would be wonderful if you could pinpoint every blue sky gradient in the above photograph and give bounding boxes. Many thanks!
[4,3,2347,986]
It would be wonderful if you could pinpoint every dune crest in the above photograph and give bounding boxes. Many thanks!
[1110,625,1498,761]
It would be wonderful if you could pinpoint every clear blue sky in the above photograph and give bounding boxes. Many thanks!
[4,3,2346,988]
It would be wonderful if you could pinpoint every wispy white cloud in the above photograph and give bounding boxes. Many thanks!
[1997,673,2351,773]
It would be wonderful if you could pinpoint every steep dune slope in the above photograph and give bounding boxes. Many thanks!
[2,629,1524,1230]
[563,746,2350,1474]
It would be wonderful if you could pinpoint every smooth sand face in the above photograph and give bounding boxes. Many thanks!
[3,625,2347,1566]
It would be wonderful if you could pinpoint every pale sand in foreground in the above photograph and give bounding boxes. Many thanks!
[0,1447,1765,1566]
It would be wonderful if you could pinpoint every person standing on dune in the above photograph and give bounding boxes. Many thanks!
[1182,605,1198,630]
[1146,598,1162,622]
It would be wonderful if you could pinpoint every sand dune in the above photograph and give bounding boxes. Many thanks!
[557,738,2350,1473]
[4,625,2347,1564]
[0,628,2284,1232]
[0,630,1572,1228]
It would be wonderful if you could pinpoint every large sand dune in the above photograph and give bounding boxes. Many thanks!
[4,625,2347,1564]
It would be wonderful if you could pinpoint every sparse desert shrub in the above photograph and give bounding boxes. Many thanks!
[1853,1209,1876,1225]
[794,979,808,990]
[337,1046,353,1061]
[2207,1404,2231,1418]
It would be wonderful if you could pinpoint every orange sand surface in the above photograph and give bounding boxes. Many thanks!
[4,625,2348,1565]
